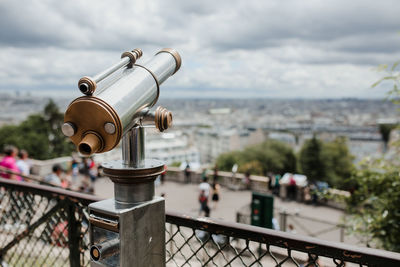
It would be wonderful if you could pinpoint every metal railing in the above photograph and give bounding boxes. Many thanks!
[0,177,399,266]
[237,205,352,244]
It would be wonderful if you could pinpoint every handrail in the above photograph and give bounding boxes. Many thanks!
[165,210,400,266]
[0,166,56,186]
[0,175,400,266]
[0,177,101,205]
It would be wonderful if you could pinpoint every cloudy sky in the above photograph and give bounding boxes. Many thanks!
[0,0,399,98]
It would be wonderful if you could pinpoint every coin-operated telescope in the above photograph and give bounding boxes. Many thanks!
[62,48,181,267]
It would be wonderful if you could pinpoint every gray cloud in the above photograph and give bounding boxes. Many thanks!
[0,0,399,98]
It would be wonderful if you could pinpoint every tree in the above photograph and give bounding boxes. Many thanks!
[299,136,326,183]
[299,136,354,188]
[216,139,297,176]
[323,137,355,189]
[343,60,400,252]
[378,123,397,152]
[0,100,75,160]
[345,159,400,252]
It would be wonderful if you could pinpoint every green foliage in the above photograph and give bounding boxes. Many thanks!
[342,59,400,252]
[0,99,75,160]
[299,136,354,189]
[372,61,400,103]
[323,137,355,189]
[345,159,400,252]
[170,161,182,167]
[299,136,326,183]
[238,160,263,175]
[216,139,297,176]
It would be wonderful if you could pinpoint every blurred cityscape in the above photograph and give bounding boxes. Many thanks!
[0,91,398,167]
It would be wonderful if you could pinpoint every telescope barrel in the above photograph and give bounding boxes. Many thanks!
[64,48,181,156]
[96,49,179,131]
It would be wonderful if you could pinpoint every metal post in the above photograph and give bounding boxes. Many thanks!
[89,124,166,267]
[280,210,287,232]
[340,225,345,243]
[122,125,145,168]
[68,203,80,267]
[169,224,174,255]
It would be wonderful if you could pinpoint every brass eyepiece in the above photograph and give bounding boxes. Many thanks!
[78,76,97,95]
[78,132,104,155]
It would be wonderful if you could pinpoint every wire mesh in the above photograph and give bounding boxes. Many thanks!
[0,184,91,267]
[164,223,357,267]
[0,179,399,267]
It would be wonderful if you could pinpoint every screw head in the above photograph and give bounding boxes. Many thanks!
[104,122,116,134]
[62,122,76,137]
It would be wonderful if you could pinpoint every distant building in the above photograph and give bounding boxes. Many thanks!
[194,128,265,164]
[146,131,200,165]
[94,130,200,166]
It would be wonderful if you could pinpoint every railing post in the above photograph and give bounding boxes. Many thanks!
[169,224,174,255]
[67,202,80,267]
[340,225,344,243]
[279,209,287,231]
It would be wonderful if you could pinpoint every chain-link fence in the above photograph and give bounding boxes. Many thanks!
[0,177,399,266]
[0,177,100,267]
[236,204,366,246]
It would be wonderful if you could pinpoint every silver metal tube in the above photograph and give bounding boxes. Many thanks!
[78,57,130,95]
[114,182,154,205]
[95,50,179,134]
[93,57,130,84]
[122,126,145,167]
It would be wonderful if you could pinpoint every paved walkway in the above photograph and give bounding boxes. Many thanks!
[94,178,362,246]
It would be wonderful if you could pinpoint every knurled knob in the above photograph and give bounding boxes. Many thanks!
[155,106,172,132]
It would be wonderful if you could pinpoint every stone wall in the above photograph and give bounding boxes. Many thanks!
[165,167,270,193]
[30,156,72,177]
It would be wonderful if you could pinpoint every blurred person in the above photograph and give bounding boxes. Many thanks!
[199,176,210,198]
[231,163,239,189]
[201,168,208,181]
[16,150,31,180]
[243,171,251,190]
[267,172,273,190]
[272,217,280,231]
[198,190,210,217]
[160,165,167,184]
[310,182,318,205]
[273,174,281,196]
[288,224,297,234]
[88,157,98,183]
[304,185,312,204]
[70,159,79,185]
[44,164,62,186]
[288,175,297,201]
[79,178,92,193]
[213,165,219,183]
[79,157,90,178]
[184,162,191,183]
[60,177,69,189]
[211,182,220,209]
[231,163,238,177]
[0,145,21,181]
